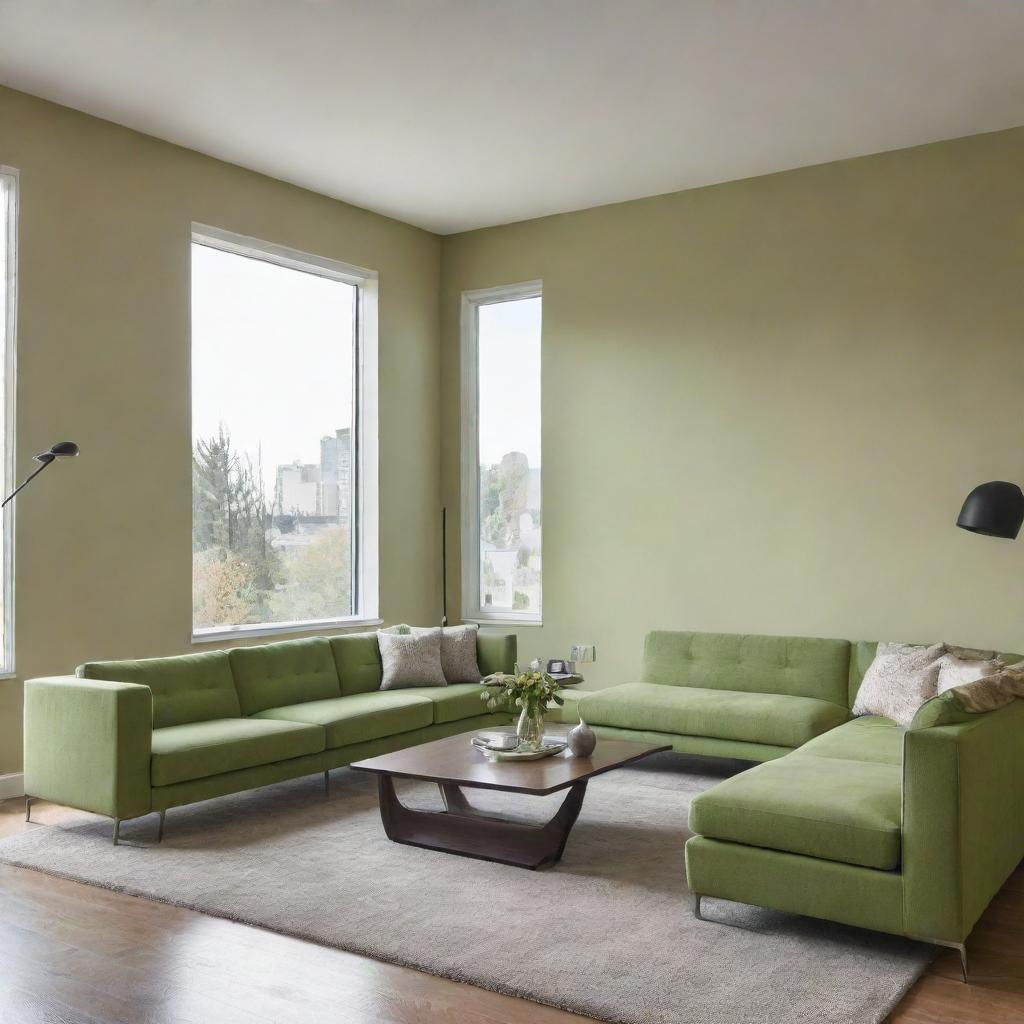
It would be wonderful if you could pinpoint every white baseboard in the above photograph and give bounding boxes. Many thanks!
[0,772,25,800]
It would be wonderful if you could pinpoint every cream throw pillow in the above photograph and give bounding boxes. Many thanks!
[377,628,447,690]
[937,653,1004,694]
[947,660,1024,713]
[413,624,482,684]
[852,642,946,727]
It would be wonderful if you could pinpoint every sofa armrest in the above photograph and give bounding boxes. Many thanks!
[902,699,1024,943]
[476,633,517,676]
[24,676,153,820]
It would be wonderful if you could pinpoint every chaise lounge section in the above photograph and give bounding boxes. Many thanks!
[558,630,1024,976]
[23,630,516,843]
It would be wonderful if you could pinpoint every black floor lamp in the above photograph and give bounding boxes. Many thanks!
[2,441,80,507]
[956,480,1024,539]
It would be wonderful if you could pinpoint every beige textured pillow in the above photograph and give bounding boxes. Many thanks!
[852,642,946,727]
[948,661,1024,713]
[377,629,447,690]
[413,624,482,683]
[937,653,1004,694]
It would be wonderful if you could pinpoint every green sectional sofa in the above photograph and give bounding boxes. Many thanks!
[560,630,1024,977]
[23,630,516,844]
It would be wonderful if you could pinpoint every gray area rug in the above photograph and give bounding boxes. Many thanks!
[0,752,932,1024]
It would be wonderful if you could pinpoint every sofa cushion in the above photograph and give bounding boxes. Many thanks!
[476,633,517,677]
[411,625,482,683]
[851,642,945,727]
[229,637,341,716]
[253,691,433,748]
[151,718,324,787]
[378,629,447,689]
[797,715,903,765]
[329,632,385,695]
[580,682,848,749]
[641,631,850,705]
[78,651,239,729]
[688,753,902,870]
[402,683,490,724]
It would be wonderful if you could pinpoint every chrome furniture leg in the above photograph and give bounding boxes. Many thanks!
[693,893,969,983]
[324,770,330,797]
[112,819,121,846]
[156,810,166,843]
[25,795,34,822]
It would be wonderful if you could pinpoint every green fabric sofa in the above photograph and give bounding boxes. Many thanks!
[561,630,1024,977]
[23,630,516,843]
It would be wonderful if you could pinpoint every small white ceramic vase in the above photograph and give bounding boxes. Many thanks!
[567,718,597,757]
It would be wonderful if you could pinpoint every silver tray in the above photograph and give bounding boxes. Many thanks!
[473,739,568,762]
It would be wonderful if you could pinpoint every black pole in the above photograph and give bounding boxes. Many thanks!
[441,506,448,627]
[1,459,54,508]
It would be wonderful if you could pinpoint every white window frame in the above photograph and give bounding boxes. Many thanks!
[460,280,543,626]
[190,224,379,643]
[0,168,18,677]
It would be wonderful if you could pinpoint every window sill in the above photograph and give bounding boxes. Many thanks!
[192,617,384,645]
[462,615,543,628]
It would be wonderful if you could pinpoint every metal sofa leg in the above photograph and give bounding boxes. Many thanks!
[112,819,121,846]
[912,936,969,983]
[324,769,330,797]
[25,795,34,822]
[956,943,968,984]
[156,810,166,843]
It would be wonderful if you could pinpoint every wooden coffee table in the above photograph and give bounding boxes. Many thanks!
[350,731,670,869]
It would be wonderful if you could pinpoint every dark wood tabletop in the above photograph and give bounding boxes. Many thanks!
[350,731,671,796]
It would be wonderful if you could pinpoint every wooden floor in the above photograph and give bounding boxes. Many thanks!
[1,798,1022,1024]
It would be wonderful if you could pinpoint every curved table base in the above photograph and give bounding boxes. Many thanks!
[376,775,588,870]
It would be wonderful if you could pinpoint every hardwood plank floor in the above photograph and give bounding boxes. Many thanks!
[2,797,1022,1024]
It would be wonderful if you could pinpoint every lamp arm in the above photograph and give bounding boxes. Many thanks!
[1,459,54,508]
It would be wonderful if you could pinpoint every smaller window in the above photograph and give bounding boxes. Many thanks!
[0,167,17,675]
[461,281,542,624]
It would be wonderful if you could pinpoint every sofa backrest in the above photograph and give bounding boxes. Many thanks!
[76,629,518,724]
[329,632,385,695]
[849,640,1024,708]
[77,650,239,729]
[327,630,519,694]
[641,630,851,706]
[229,637,341,716]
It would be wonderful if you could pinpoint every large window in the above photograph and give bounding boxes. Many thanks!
[461,282,542,623]
[0,168,17,674]
[191,226,378,640]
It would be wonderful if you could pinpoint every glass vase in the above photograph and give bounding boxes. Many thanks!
[516,704,545,752]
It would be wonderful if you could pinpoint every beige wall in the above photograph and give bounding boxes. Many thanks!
[441,127,1024,690]
[0,87,442,773]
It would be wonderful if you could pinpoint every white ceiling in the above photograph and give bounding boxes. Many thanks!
[1,1,1023,234]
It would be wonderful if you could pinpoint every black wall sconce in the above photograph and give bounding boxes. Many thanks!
[956,480,1024,540]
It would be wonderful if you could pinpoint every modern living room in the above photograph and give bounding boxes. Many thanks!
[1,3,1023,1023]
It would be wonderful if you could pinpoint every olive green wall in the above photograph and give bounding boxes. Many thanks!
[3,84,1022,773]
[0,86,442,774]
[441,127,1024,691]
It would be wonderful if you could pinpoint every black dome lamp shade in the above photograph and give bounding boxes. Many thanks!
[956,481,1024,540]
[1,440,80,508]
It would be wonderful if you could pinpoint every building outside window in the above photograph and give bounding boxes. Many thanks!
[461,281,542,624]
[191,226,378,640]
